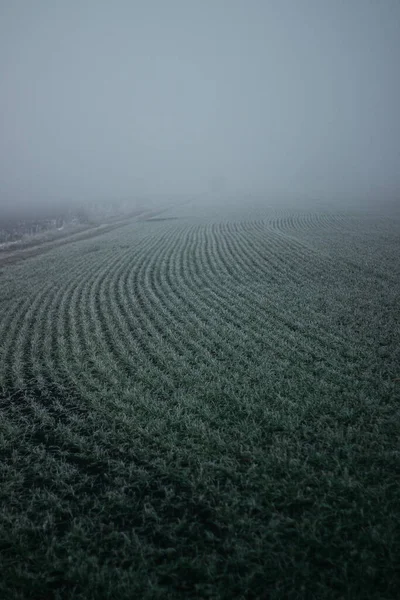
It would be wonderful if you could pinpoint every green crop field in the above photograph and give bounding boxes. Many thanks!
[1,199,400,599]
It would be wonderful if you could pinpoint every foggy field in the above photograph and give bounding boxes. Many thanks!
[1,201,400,599]
[1,0,400,596]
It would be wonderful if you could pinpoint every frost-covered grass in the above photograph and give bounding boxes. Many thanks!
[1,202,399,599]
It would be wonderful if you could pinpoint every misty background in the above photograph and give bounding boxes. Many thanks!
[1,0,399,220]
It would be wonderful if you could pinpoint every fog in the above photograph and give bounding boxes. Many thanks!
[1,0,399,216]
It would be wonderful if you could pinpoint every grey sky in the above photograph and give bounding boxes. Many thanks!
[1,0,399,209]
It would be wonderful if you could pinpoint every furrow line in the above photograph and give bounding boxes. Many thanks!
[190,224,370,386]
[32,250,107,404]
[124,225,199,373]
[148,224,232,370]
[223,221,308,286]
[0,296,32,390]
[236,220,335,284]
[97,229,182,393]
[7,283,57,392]
[107,226,185,390]
[221,221,374,359]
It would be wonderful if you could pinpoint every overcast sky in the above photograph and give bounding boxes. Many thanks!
[1,0,399,209]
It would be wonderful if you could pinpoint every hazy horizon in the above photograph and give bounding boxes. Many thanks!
[1,0,399,213]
